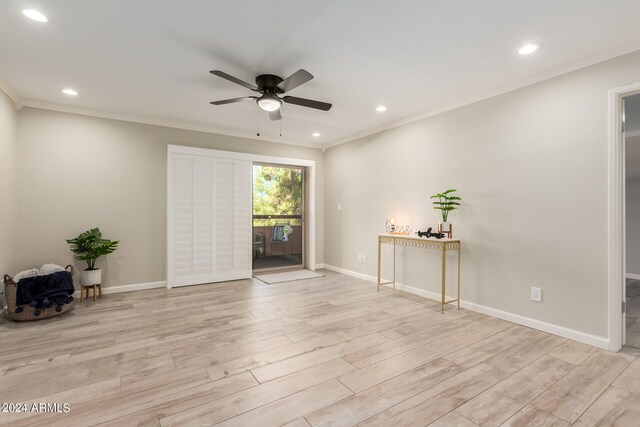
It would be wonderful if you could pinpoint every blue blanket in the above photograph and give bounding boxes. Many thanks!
[16,271,75,315]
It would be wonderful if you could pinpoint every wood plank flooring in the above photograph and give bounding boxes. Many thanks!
[0,270,638,426]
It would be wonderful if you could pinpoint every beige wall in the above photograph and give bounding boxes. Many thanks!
[16,108,324,289]
[0,88,18,298]
[324,49,640,339]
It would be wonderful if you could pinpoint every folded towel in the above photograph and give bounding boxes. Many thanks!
[38,263,65,276]
[13,268,38,283]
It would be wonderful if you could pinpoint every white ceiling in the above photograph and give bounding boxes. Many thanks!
[2,1,640,148]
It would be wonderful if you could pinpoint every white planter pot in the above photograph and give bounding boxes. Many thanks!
[439,222,451,232]
[81,269,102,286]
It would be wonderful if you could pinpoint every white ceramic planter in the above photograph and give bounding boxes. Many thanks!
[439,222,451,232]
[80,269,102,286]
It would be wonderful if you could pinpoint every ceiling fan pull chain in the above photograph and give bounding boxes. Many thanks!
[256,109,261,137]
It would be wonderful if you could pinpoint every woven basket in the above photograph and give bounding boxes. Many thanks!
[3,265,75,321]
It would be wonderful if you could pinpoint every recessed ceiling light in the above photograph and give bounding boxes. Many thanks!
[22,9,48,22]
[518,42,542,55]
[312,132,320,137]
[62,88,78,96]
[376,105,387,112]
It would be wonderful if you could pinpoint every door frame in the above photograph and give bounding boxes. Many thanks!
[167,145,317,289]
[608,83,640,351]
[252,162,306,273]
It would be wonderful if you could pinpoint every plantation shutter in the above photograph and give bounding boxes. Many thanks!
[168,150,252,287]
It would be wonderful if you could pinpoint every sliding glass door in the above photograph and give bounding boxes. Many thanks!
[252,164,304,272]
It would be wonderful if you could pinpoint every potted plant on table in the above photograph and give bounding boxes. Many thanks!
[67,227,119,286]
[430,189,462,236]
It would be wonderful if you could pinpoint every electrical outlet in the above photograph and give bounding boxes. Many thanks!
[337,202,342,211]
[357,254,362,263]
[362,255,366,263]
[530,287,542,302]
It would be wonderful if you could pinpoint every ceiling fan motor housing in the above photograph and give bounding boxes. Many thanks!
[255,74,284,93]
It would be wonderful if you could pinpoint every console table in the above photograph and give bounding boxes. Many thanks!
[377,234,461,313]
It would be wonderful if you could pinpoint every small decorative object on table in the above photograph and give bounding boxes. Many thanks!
[416,227,446,239]
[385,217,411,235]
[430,189,462,238]
[67,227,119,302]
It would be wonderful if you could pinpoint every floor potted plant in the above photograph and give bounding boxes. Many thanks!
[67,228,119,286]
[430,189,462,236]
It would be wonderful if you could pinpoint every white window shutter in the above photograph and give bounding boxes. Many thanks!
[233,160,252,271]
[171,154,196,281]
[169,152,252,287]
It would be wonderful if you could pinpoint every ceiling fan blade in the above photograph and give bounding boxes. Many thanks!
[268,109,282,121]
[210,70,258,91]
[277,69,314,93]
[282,96,332,111]
[209,96,257,105]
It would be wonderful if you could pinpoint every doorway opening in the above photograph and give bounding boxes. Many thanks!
[624,92,640,350]
[252,163,305,272]
[609,83,640,351]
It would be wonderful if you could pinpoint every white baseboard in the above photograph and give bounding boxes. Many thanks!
[626,273,640,280]
[314,263,326,270]
[320,264,378,282]
[74,281,166,297]
[322,264,609,350]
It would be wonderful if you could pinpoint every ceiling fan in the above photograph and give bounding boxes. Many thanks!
[209,69,332,121]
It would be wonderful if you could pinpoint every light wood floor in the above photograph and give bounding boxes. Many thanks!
[1,270,640,426]
[625,278,640,349]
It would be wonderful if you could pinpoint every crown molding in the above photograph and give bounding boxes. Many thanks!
[323,38,640,150]
[19,99,324,150]
[0,76,20,105]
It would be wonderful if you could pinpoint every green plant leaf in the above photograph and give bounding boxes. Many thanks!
[431,189,461,218]
[67,227,118,269]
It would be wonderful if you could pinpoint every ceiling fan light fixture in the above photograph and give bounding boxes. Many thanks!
[257,95,282,112]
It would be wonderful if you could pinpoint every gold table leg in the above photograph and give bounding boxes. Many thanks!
[393,241,396,290]
[441,244,446,313]
[377,237,381,292]
[457,244,461,310]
